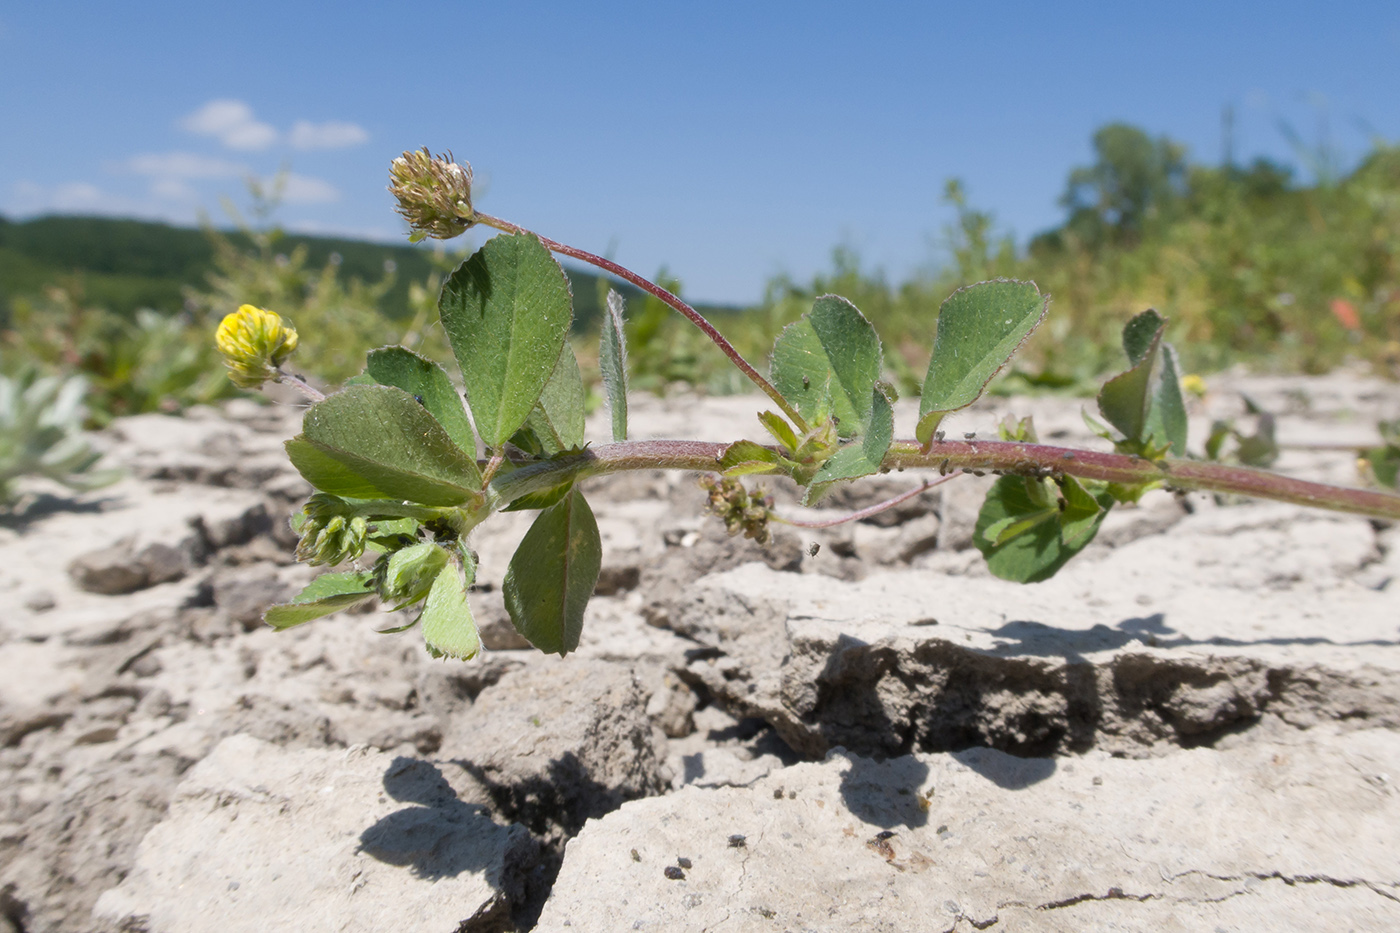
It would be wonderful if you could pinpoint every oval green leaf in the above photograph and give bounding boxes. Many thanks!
[601,288,629,442]
[974,475,1112,583]
[771,295,882,437]
[502,488,601,656]
[366,346,477,455]
[805,386,894,504]
[264,571,376,630]
[439,232,574,447]
[918,280,1047,443]
[296,385,483,504]
[421,560,481,661]
[523,344,586,455]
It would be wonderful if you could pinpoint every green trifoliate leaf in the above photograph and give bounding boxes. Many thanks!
[439,232,574,447]
[1098,310,1164,445]
[719,440,786,477]
[421,557,480,661]
[1057,475,1107,549]
[383,542,450,608]
[501,477,576,512]
[365,346,477,455]
[1121,308,1163,365]
[771,295,882,438]
[291,385,483,504]
[1096,309,1188,456]
[1148,344,1188,456]
[285,439,387,500]
[600,288,629,442]
[521,344,586,455]
[1362,447,1400,490]
[997,414,1038,443]
[502,488,602,657]
[974,475,1114,583]
[1234,417,1279,466]
[264,571,377,630]
[917,280,1047,444]
[757,411,799,453]
[1204,420,1231,461]
[805,386,894,504]
[1360,420,1400,490]
[981,508,1058,547]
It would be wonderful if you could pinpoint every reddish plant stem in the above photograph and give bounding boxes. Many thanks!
[491,438,1400,521]
[1278,441,1380,452]
[473,213,809,433]
[774,472,963,528]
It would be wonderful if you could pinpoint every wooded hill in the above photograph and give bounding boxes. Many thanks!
[0,214,708,331]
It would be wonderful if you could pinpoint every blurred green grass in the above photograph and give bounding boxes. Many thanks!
[4,122,1399,427]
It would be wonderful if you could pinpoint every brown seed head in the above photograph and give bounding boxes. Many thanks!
[388,148,475,241]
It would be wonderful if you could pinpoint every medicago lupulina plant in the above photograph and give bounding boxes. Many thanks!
[215,149,1400,661]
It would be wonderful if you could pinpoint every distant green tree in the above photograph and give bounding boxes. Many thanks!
[1061,123,1188,245]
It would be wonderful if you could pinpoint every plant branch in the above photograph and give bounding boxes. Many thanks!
[774,472,963,528]
[473,212,810,433]
[487,437,1400,521]
[274,370,325,402]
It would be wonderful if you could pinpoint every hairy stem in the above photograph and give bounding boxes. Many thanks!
[488,438,1400,521]
[274,370,325,402]
[473,212,810,433]
[774,472,963,528]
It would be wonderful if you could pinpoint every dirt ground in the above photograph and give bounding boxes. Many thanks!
[1,371,1397,932]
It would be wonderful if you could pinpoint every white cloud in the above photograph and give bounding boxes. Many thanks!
[289,120,369,151]
[124,151,247,179]
[285,220,403,243]
[276,173,340,204]
[8,180,168,218]
[149,178,199,201]
[180,99,277,151]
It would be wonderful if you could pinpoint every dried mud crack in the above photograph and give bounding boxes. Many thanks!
[2,377,1399,931]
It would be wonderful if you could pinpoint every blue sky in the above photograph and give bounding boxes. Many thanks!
[3,1,1399,305]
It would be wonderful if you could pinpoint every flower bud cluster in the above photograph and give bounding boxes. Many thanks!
[215,304,299,389]
[388,148,475,242]
[380,542,449,607]
[700,474,774,544]
[295,494,368,566]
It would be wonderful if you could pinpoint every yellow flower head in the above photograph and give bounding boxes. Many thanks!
[216,304,299,388]
[1180,373,1207,398]
[388,148,475,242]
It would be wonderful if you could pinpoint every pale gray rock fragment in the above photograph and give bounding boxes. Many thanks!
[68,538,190,594]
[472,588,533,650]
[209,562,294,629]
[0,755,183,933]
[535,729,1400,932]
[652,500,1400,759]
[94,734,536,933]
[438,659,667,844]
[642,667,699,738]
[664,705,797,790]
